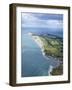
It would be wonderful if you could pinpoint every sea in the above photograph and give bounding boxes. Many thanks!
[21,28,63,77]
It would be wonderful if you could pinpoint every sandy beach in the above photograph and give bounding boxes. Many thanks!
[28,32,44,53]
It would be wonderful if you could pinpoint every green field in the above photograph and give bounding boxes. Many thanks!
[39,35,63,59]
[38,35,63,75]
[32,34,63,75]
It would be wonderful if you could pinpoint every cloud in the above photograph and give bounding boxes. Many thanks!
[46,20,63,29]
[21,13,38,22]
[21,13,63,29]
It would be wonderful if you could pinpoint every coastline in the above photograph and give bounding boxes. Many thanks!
[31,35,45,57]
[28,33,59,60]
[30,34,55,76]
[28,33,63,75]
[48,65,53,76]
[27,32,49,59]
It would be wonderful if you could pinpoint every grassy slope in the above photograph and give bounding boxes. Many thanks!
[39,35,63,59]
[39,35,63,75]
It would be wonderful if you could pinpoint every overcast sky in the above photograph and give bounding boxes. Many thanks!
[21,13,63,29]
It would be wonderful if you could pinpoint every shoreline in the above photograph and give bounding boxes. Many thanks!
[28,33,62,75]
[31,35,46,57]
[27,32,57,61]
[48,65,53,76]
[31,35,55,76]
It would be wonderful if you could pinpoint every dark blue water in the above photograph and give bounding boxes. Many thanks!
[22,28,63,38]
[21,34,61,77]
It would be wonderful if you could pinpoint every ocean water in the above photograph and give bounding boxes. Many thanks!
[22,28,63,38]
[21,33,62,77]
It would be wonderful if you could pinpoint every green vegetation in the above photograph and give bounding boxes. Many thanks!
[39,35,63,59]
[50,64,63,75]
[33,34,63,75]
[38,35,63,75]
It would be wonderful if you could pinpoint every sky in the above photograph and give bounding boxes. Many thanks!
[21,12,63,29]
